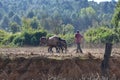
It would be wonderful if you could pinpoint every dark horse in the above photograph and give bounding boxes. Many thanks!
[40,36,67,53]
[58,38,67,53]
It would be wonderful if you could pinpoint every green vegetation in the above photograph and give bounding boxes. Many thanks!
[0,0,119,47]
[112,0,120,28]
[84,27,119,43]
[84,0,120,44]
[60,33,74,46]
[0,0,116,32]
[0,30,47,47]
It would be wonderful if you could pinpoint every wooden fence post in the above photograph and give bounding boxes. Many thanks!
[101,43,112,78]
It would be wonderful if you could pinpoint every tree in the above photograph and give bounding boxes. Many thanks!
[84,27,118,43]
[62,24,74,35]
[10,22,20,33]
[84,26,118,77]
[22,17,43,32]
[1,16,10,31]
[78,0,89,8]
[30,17,41,29]
[27,11,35,18]
[99,1,120,77]
[0,12,3,21]
[8,11,15,18]
[111,0,120,45]
[12,15,21,25]
[78,7,97,30]
[47,11,63,34]
[99,2,116,14]
[51,18,62,34]
[0,30,8,43]
[112,0,120,28]
[21,18,32,32]
[0,1,3,7]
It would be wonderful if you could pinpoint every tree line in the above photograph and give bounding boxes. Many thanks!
[0,0,117,33]
[0,0,118,47]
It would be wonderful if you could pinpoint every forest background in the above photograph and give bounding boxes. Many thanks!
[0,0,118,47]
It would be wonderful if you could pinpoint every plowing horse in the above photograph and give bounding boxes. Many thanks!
[40,36,67,53]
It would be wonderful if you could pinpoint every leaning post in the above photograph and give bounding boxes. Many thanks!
[101,42,112,78]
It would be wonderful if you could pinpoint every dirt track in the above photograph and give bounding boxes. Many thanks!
[0,47,120,80]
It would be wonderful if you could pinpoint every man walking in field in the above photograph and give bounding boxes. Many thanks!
[75,30,83,53]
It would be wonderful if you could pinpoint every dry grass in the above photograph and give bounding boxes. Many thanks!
[0,47,120,79]
[0,47,120,59]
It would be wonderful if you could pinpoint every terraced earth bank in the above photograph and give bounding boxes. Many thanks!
[0,47,120,80]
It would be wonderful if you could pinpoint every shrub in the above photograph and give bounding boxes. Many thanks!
[12,30,47,46]
[84,27,119,43]
[12,35,25,46]
[2,34,17,45]
[32,30,47,45]
[0,29,47,47]
[0,30,9,43]
[46,33,54,38]
[60,33,74,46]
[21,31,32,45]
[30,36,37,46]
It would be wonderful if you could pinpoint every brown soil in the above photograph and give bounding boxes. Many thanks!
[0,47,120,80]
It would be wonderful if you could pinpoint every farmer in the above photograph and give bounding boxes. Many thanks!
[74,30,83,53]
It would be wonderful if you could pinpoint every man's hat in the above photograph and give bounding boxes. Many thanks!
[77,30,79,33]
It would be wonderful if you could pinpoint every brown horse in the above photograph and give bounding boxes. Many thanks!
[40,36,67,53]
[58,38,67,53]
[40,36,60,53]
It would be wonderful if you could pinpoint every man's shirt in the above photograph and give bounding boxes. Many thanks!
[75,33,83,43]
